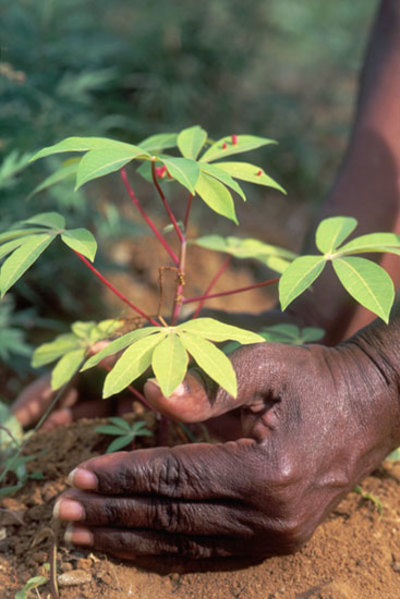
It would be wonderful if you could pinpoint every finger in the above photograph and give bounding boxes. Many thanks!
[54,490,263,536]
[64,525,261,559]
[144,342,285,422]
[40,408,73,431]
[68,439,261,501]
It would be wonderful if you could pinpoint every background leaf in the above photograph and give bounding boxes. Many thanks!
[315,216,357,254]
[138,133,178,152]
[260,323,325,344]
[180,332,237,397]
[177,317,265,344]
[0,234,54,298]
[32,333,79,368]
[279,255,326,310]
[338,232,400,256]
[20,212,66,229]
[152,333,189,397]
[177,125,207,160]
[200,135,276,163]
[30,161,79,197]
[75,146,148,189]
[332,256,394,323]
[215,161,285,193]
[30,136,146,161]
[195,173,238,223]
[61,228,97,261]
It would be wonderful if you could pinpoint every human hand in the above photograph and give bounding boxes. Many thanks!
[54,330,400,559]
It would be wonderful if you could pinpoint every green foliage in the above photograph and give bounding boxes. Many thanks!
[95,417,152,453]
[30,127,283,225]
[14,574,49,599]
[279,217,400,322]
[0,212,97,297]
[82,318,264,399]
[32,319,122,390]
[0,297,32,364]
[260,323,325,345]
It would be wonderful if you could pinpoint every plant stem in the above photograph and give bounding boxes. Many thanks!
[192,255,232,318]
[183,277,279,305]
[184,193,194,232]
[120,167,179,265]
[151,162,185,244]
[171,239,187,325]
[74,251,160,326]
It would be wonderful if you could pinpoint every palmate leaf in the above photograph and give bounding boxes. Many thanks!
[279,256,326,310]
[103,331,167,398]
[179,332,237,397]
[30,136,147,161]
[151,332,189,397]
[338,232,400,256]
[30,160,80,197]
[192,235,296,262]
[61,228,97,261]
[177,126,207,160]
[138,132,178,152]
[0,228,46,244]
[0,234,54,298]
[177,317,265,344]
[260,323,325,345]
[51,348,86,390]
[316,216,357,254]
[0,236,41,261]
[105,434,135,453]
[81,326,161,371]
[214,162,285,194]
[332,257,394,323]
[195,172,238,223]
[32,333,79,368]
[200,135,276,163]
[159,156,200,194]
[75,146,150,190]
[20,212,66,229]
[199,163,246,201]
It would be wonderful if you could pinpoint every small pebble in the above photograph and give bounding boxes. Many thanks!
[58,569,92,587]
[392,561,400,573]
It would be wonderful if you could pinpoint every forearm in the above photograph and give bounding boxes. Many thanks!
[291,0,400,342]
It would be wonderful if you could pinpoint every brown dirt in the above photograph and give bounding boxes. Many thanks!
[1,416,400,599]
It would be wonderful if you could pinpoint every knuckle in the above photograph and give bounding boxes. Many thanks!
[149,452,184,496]
[151,500,193,534]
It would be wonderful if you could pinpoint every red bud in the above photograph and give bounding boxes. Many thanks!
[231,135,238,145]
[257,170,262,177]
[222,142,228,150]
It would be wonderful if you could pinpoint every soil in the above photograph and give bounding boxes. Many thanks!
[1,416,400,599]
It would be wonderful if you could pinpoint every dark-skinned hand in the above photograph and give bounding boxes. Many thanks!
[53,322,400,560]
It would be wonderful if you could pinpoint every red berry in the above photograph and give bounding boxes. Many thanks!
[231,134,238,145]
[222,142,228,150]
[257,170,262,177]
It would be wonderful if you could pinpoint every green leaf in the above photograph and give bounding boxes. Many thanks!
[214,162,285,194]
[15,575,49,599]
[199,163,246,201]
[279,256,326,310]
[95,424,129,436]
[105,434,134,453]
[315,216,358,254]
[51,348,86,390]
[0,234,54,298]
[103,332,166,398]
[192,235,296,262]
[61,228,97,261]
[108,416,131,430]
[0,236,40,261]
[30,136,147,161]
[0,228,47,244]
[138,132,178,152]
[30,160,80,197]
[81,326,161,371]
[338,232,400,256]
[332,257,394,323]
[195,172,238,224]
[152,333,189,397]
[20,212,65,229]
[200,135,276,163]
[177,126,207,160]
[177,317,265,344]
[32,333,79,368]
[179,332,237,397]
[75,146,149,189]
[260,323,325,345]
[159,156,200,194]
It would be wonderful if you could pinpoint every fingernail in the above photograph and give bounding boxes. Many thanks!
[67,468,98,490]
[53,498,85,521]
[64,524,94,546]
[170,383,186,398]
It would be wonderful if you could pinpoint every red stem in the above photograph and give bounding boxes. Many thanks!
[151,162,185,244]
[183,277,280,304]
[120,168,179,265]
[74,251,160,326]
[171,240,187,325]
[193,255,232,318]
[184,193,194,232]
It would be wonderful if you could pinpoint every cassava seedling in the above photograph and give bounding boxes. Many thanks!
[1,125,400,418]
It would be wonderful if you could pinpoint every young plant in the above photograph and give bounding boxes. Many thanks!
[1,125,400,418]
[95,417,152,453]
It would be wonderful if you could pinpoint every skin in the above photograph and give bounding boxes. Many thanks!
[13,0,400,560]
